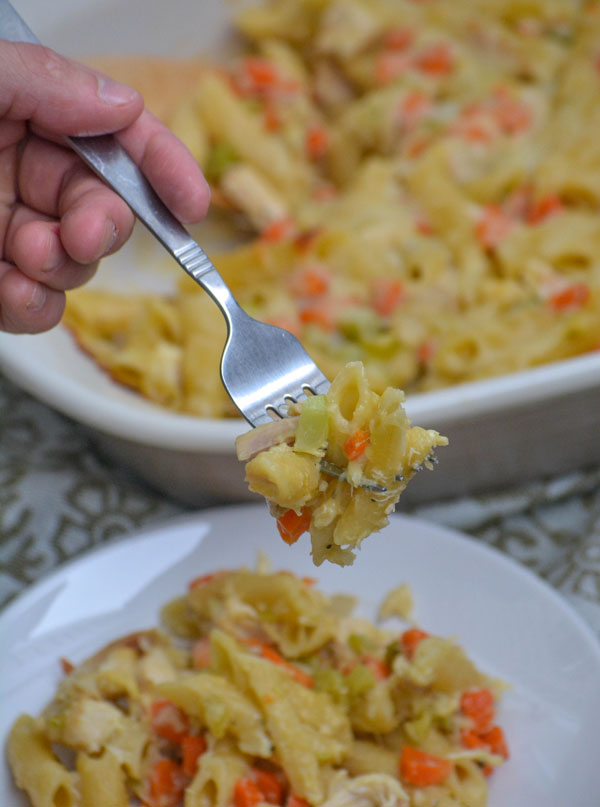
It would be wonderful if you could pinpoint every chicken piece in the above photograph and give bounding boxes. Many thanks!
[323,774,410,807]
[220,163,289,231]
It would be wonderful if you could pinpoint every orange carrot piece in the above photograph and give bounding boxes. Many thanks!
[243,638,314,688]
[400,627,429,659]
[480,725,510,759]
[261,217,296,243]
[375,50,410,84]
[149,758,185,807]
[527,193,563,224]
[416,42,454,75]
[289,264,330,298]
[548,282,590,311]
[276,507,312,545]
[383,26,415,50]
[475,204,513,249]
[361,655,391,681]
[150,699,190,744]
[234,778,265,807]
[460,688,495,733]
[343,429,370,461]
[252,768,285,805]
[181,734,208,777]
[371,277,405,316]
[192,637,212,669]
[261,646,314,688]
[399,746,452,786]
[305,125,329,159]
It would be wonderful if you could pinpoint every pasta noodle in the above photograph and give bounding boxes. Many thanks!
[236,362,447,566]
[64,0,600,417]
[7,566,510,807]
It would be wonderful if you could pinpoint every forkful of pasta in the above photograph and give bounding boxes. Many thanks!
[3,2,447,566]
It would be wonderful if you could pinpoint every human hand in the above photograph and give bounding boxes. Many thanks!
[0,41,210,333]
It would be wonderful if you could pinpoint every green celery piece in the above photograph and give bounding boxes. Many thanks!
[294,394,328,455]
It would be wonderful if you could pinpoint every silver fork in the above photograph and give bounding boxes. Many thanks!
[1,0,330,428]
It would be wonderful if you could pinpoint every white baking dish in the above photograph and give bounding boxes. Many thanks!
[2,0,599,506]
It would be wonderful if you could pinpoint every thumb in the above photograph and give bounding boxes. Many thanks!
[0,41,144,136]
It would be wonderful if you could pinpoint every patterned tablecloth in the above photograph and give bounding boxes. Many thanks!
[1,372,599,640]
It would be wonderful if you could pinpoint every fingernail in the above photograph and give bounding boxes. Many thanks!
[100,220,118,256]
[96,75,139,106]
[26,283,47,312]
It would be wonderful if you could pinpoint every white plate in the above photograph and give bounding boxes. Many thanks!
[1,505,599,806]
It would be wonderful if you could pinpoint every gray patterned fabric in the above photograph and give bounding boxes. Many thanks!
[1,373,599,639]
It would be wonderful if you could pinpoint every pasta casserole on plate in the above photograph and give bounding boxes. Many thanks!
[7,565,509,807]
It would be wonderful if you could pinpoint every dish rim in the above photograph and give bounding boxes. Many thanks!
[1,328,599,452]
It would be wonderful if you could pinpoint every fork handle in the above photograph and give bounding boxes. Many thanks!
[0,0,241,328]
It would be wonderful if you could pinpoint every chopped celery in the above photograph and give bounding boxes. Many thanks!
[348,633,373,655]
[294,394,328,455]
[346,664,376,697]
[313,668,348,705]
[204,141,239,182]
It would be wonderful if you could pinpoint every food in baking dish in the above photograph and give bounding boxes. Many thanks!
[64,0,600,416]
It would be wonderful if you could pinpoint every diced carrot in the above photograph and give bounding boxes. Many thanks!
[415,42,454,75]
[286,794,310,807]
[480,725,510,759]
[149,758,185,807]
[243,638,314,688]
[399,746,452,786]
[240,57,280,93]
[305,125,329,160]
[260,217,296,243]
[527,193,563,224]
[491,87,532,134]
[460,688,495,733]
[383,26,415,50]
[361,655,391,681]
[60,657,75,675]
[400,627,429,659]
[188,572,219,590]
[301,576,317,586]
[234,778,264,807]
[475,204,513,249]
[192,637,212,669]
[150,699,190,744]
[181,734,208,777]
[293,228,321,252]
[276,507,312,545]
[312,182,338,201]
[405,134,433,158]
[415,216,434,235]
[375,50,410,84]
[263,98,282,132]
[252,768,285,805]
[460,728,487,749]
[298,300,336,330]
[548,282,590,311]
[460,118,495,143]
[261,646,314,688]
[344,429,370,461]
[503,185,533,219]
[417,339,436,364]
[289,264,330,298]
[398,90,432,129]
[371,277,405,316]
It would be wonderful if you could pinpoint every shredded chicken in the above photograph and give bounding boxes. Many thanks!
[323,773,410,807]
